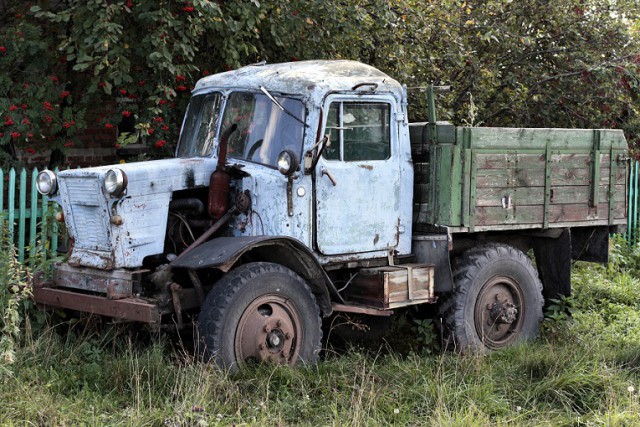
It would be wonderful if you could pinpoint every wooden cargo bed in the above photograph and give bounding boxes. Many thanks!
[411,124,628,232]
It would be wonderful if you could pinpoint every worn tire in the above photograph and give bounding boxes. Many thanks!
[439,244,544,352]
[198,262,322,371]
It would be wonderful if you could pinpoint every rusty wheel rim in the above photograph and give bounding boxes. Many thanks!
[234,294,303,366]
[474,276,524,349]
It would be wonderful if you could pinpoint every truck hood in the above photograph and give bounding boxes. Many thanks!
[57,157,218,198]
[55,157,219,270]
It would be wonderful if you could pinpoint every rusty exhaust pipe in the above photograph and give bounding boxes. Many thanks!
[208,124,238,219]
[173,124,240,262]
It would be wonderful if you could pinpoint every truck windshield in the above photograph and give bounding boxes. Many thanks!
[176,93,222,158]
[221,92,306,168]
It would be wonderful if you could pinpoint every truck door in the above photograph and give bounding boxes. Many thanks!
[314,95,401,255]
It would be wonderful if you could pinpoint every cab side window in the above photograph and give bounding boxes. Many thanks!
[323,102,391,161]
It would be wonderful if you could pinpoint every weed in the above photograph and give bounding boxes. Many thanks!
[0,225,32,368]
[544,295,576,323]
[412,318,438,354]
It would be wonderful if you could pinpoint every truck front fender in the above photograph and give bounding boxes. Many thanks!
[170,236,342,315]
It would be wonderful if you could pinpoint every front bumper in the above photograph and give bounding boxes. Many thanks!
[32,263,163,323]
[32,286,163,323]
[32,263,201,324]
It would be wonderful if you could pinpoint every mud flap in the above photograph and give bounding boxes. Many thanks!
[571,226,610,263]
[532,229,572,302]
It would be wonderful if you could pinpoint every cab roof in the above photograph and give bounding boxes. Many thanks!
[193,60,403,104]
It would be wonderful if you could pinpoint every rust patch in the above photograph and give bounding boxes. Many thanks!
[67,237,75,257]
[32,287,162,323]
[358,164,373,170]
[106,282,130,300]
[54,263,135,295]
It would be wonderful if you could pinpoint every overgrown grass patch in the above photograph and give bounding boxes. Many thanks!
[4,240,640,425]
[5,330,640,426]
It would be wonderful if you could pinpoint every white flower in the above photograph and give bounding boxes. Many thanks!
[516,406,522,412]
[628,385,635,393]
[393,408,400,414]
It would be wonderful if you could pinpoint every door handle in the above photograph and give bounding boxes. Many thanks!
[321,166,337,186]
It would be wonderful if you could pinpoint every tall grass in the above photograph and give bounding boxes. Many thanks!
[3,239,640,425]
[0,225,32,368]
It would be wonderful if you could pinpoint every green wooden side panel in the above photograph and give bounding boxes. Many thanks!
[454,127,627,151]
[428,144,463,226]
[473,201,626,225]
[411,123,629,231]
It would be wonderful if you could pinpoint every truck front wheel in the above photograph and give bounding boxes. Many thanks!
[198,262,322,370]
[440,244,544,352]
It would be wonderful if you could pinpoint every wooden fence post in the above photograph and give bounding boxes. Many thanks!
[18,168,27,262]
[8,168,16,246]
[29,168,39,267]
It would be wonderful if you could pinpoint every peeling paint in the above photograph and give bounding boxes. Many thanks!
[194,60,403,109]
[314,91,411,257]
[56,158,216,269]
[53,61,413,273]
[185,168,196,188]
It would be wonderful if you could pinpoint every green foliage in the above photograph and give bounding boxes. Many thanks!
[381,311,440,355]
[411,317,438,354]
[608,233,640,275]
[2,0,638,167]
[0,225,32,368]
[541,293,577,342]
[570,238,640,355]
[288,0,639,150]
[0,0,315,165]
[544,295,577,323]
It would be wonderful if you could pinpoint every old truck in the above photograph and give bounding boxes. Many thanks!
[32,60,628,369]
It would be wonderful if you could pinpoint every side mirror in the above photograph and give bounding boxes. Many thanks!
[303,134,330,174]
[277,150,299,176]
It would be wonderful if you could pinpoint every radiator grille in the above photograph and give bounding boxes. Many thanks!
[63,177,111,251]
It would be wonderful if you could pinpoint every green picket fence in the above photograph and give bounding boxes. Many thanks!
[0,167,60,265]
[2,163,640,263]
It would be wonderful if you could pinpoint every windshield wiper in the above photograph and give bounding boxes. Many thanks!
[260,86,308,128]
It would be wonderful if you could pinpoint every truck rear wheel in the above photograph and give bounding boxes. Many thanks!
[198,262,322,371]
[440,244,544,352]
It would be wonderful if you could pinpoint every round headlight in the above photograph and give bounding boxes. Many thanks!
[104,168,127,196]
[36,170,57,195]
[277,150,299,176]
